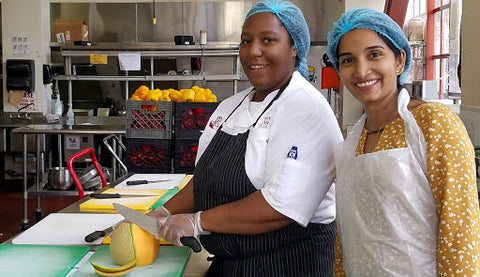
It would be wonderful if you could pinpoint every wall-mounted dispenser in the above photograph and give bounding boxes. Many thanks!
[43,64,53,85]
[6,59,35,93]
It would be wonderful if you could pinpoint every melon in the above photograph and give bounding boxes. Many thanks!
[90,259,137,276]
[110,222,160,266]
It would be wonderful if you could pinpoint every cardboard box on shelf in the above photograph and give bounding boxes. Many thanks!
[53,19,88,42]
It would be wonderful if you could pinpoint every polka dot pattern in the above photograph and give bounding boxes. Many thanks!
[334,102,480,276]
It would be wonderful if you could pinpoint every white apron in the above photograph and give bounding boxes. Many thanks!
[335,89,438,276]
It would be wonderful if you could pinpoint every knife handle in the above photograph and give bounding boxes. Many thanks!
[126,180,147,186]
[180,237,202,253]
[90,193,121,199]
[85,230,106,242]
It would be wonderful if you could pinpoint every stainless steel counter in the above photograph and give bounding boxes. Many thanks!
[0,113,48,128]
[12,123,126,231]
[12,124,126,135]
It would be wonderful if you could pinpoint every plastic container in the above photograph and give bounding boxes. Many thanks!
[66,104,75,126]
[173,132,201,173]
[124,138,172,173]
[126,100,173,139]
[200,30,207,45]
[174,102,218,137]
[54,96,63,116]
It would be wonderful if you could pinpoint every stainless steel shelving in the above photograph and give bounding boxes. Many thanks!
[52,43,241,107]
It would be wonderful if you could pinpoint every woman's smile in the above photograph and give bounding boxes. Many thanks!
[356,79,378,88]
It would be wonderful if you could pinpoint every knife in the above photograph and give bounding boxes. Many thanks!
[85,226,113,242]
[113,202,201,253]
[90,193,158,199]
[126,179,173,186]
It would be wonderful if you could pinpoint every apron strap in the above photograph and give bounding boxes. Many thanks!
[222,77,292,128]
[253,77,291,127]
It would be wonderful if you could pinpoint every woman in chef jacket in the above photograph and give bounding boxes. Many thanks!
[148,0,343,276]
[326,8,480,276]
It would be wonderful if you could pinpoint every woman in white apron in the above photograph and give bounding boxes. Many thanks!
[326,8,480,276]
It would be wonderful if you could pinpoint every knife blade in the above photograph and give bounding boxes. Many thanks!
[85,226,113,242]
[113,202,201,252]
[126,179,173,186]
[90,193,158,199]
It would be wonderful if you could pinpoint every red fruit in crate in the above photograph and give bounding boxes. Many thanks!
[191,108,205,115]
[183,118,194,129]
[141,145,154,153]
[190,145,198,152]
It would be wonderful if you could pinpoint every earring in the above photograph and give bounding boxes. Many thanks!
[396,69,400,74]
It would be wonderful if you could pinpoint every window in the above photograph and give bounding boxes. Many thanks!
[405,0,462,99]
[426,0,462,98]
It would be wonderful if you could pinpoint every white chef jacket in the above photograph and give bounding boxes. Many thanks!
[196,71,343,226]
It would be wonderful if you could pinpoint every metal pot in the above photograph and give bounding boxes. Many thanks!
[78,165,98,185]
[48,167,73,190]
[82,175,102,190]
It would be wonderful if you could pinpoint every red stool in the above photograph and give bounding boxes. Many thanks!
[67,147,107,199]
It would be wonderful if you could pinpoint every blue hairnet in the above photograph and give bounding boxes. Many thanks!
[245,0,310,79]
[326,8,412,85]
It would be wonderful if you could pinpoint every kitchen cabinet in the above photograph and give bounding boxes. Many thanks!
[51,42,242,109]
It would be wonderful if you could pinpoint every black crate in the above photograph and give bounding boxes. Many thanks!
[173,132,201,173]
[126,100,173,139]
[124,138,172,173]
[174,102,218,137]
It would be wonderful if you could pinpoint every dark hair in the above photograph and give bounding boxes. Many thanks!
[378,33,404,91]
[378,33,401,59]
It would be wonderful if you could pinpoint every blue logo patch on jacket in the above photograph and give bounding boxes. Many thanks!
[287,146,298,160]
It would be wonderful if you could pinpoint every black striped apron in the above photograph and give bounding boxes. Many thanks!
[193,80,335,277]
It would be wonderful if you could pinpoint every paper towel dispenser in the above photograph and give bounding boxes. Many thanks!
[6,59,35,93]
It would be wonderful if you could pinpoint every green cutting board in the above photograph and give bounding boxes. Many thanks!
[0,244,89,277]
[152,188,180,210]
[73,245,191,277]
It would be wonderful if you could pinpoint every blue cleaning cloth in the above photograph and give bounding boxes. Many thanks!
[245,0,310,79]
[326,8,412,85]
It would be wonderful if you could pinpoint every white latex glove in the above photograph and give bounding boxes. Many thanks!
[158,211,210,246]
[148,205,171,218]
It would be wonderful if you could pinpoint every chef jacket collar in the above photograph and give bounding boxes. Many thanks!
[224,88,281,129]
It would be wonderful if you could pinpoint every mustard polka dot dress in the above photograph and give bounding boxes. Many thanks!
[334,102,480,276]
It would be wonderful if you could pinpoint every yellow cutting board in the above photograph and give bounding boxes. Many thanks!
[102,188,167,195]
[79,190,166,212]
[178,174,193,189]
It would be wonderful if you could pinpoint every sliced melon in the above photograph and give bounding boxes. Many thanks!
[90,258,137,273]
[110,222,160,266]
[93,265,136,276]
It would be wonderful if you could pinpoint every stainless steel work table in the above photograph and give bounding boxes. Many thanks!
[12,124,126,231]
